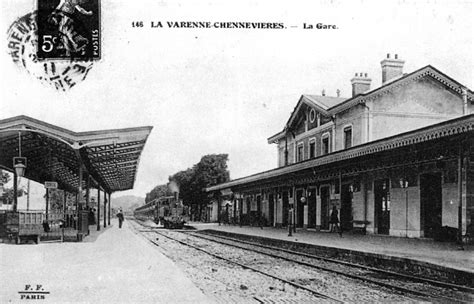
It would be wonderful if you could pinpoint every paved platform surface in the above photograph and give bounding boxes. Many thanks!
[190,222,474,274]
[0,219,212,304]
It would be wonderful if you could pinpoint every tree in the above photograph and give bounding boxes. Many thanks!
[145,184,172,203]
[1,171,11,184]
[146,153,230,221]
[169,167,194,205]
[169,154,230,220]
[1,171,23,205]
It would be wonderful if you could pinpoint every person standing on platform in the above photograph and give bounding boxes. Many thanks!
[329,206,342,236]
[117,208,124,228]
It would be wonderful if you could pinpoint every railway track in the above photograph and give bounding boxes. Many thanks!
[131,221,339,303]
[133,221,415,302]
[134,230,340,302]
[190,231,473,303]
[132,220,473,303]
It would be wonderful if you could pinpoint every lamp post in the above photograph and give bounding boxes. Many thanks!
[13,132,27,212]
[400,178,409,237]
[288,205,293,237]
[300,196,306,229]
[0,169,3,196]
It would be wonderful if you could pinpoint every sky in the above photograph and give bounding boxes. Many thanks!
[0,0,472,201]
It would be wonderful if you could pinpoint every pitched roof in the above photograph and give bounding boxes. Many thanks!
[268,65,474,142]
[267,95,347,143]
[304,95,347,109]
[327,65,473,114]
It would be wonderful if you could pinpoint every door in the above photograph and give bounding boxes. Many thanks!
[246,197,251,215]
[374,179,390,235]
[320,186,330,230]
[296,189,304,228]
[282,191,289,226]
[268,194,275,226]
[308,188,317,228]
[239,198,243,223]
[256,195,262,214]
[340,184,353,231]
[420,173,442,238]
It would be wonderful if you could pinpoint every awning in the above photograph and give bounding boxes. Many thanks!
[0,116,153,193]
[207,114,474,192]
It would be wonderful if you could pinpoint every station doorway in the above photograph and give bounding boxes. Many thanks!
[320,186,330,230]
[374,179,390,235]
[296,189,304,228]
[282,191,289,226]
[308,188,317,228]
[256,195,262,214]
[340,184,353,231]
[420,172,442,238]
[268,193,275,226]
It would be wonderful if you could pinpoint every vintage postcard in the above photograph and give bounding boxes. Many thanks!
[0,0,473,303]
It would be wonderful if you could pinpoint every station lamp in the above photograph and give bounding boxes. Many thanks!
[13,157,27,177]
[399,178,409,189]
[13,132,27,177]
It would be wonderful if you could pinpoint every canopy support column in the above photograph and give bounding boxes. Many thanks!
[13,170,18,212]
[103,191,107,228]
[77,162,83,211]
[63,190,67,222]
[108,193,111,225]
[97,188,101,231]
[86,174,90,208]
[45,188,49,221]
[457,144,464,249]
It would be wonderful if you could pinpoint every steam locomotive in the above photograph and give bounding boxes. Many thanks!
[134,194,190,229]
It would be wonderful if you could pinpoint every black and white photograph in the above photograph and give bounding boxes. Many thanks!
[0,0,473,303]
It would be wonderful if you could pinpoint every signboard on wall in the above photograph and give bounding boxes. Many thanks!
[44,181,58,189]
[330,199,341,208]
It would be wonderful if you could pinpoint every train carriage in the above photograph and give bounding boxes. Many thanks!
[134,194,190,229]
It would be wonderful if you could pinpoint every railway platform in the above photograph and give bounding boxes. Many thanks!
[0,219,212,304]
[190,222,474,275]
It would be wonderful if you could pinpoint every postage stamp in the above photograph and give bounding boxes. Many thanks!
[7,11,94,91]
[37,0,101,60]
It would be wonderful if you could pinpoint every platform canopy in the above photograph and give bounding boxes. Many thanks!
[0,116,153,193]
[207,114,474,192]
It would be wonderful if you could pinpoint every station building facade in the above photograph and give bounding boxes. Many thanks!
[207,54,474,240]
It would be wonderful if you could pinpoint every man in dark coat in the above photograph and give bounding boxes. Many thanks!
[330,206,342,236]
[117,208,124,228]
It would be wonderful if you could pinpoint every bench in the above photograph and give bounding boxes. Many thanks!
[351,220,370,235]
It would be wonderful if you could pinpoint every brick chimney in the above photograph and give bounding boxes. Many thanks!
[351,72,371,97]
[381,53,405,84]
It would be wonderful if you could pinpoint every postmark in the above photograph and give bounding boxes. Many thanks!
[37,0,101,60]
[7,11,94,91]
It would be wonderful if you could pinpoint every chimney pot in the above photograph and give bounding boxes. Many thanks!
[336,89,341,97]
[355,73,358,77]
[351,73,371,97]
[322,89,326,96]
[381,53,405,84]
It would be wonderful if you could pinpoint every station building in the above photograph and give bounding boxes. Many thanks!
[207,54,474,240]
